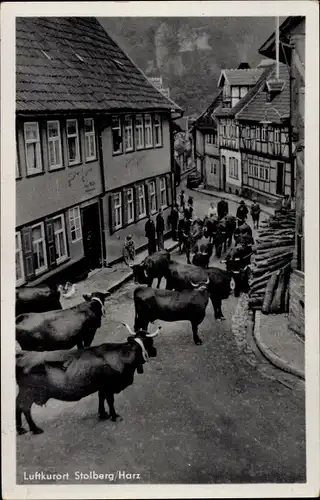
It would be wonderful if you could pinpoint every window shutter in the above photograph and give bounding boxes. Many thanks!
[123,189,128,226]
[166,173,172,206]
[109,194,115,234]
[135,185,140,220]
[45,219,57,268]
[21,226,35,279]
[156,177,161,210]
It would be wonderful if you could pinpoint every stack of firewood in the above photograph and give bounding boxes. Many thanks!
[248,209,296,311]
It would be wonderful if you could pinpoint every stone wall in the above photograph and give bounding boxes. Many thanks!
[288,269,305,339]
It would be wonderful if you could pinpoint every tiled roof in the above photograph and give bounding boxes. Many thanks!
[193,92,223,129]
[16,17,182,113]
[236,63,290,123]
[218,68,264,87]
[213,65,275,119]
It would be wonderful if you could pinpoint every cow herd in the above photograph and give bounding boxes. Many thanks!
[15,225,253,437]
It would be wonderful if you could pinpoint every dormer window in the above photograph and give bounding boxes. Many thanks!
[223,83,231,102]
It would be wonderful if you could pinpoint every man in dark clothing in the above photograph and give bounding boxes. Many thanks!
[236,200,249,226]
[179,190,185,209]
[145,215,157,255]
[250,199,261,229]
[156,208,165,251]
[178,208,186,253]
[217,198,229,219]
[168,204,179,241]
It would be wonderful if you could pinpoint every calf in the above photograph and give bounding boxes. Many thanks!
[16,324,161,435]
[16,285,62,316]
[134,280,210,345]
[16,292,110,351]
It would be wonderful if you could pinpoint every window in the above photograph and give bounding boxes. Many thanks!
[261,126,267,142]
[127,188,135,223]
[84,118,96,160]
[229,157,239,179]
[52,215,68,263]
[124,115,133,152]
[114,192,122,229]
[69,206,82,242]
[256,127,261,140]
[144,114,153,148]
[112,116,122,154]
[31,223,47,275]
[47,121,63,169]
[160,177,167,208]
[138,185,146,218]
[135,115,144,149]
[206,133,215,144]
[149,181,157,213]
[24,122,42,175]
[248,157,270,181]
[66,119,80,165]
[154,114,162,146]
[16,232,25,285]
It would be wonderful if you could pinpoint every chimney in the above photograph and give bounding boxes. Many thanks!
[237,62,251,70]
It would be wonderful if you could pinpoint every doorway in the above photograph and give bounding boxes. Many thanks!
[81,203,102,271]
[276,162,285,195]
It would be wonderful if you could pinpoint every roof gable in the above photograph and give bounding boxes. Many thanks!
[217,68,263,88]
[16,17,182,114]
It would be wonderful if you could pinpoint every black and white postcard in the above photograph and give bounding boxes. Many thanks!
[1,1,319,498]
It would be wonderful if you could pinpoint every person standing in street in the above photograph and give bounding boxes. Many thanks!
[145,215,156,255]
[236,200,249,227]
[208,202,217,219]
[250,199,261,229]
[156,208,165,251]
[217,198,229,219]
[178,207,185,253]
[168,204,179,241]
[179,190,185,210]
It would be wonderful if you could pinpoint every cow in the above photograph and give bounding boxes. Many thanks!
[203,216,219,243]
[165,262,234,321]
[215,215,237,258]
[133,279,210,345]
[192,242,214,269]
[234,222,254,246]
[222,244,253,297]
[15,324,161,435]
[16,292,110,352]
[129,250,171,288]
[16,285,62,316]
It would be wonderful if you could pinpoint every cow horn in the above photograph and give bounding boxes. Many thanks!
[205,277,209,285]
[121,322,135,335]
[220,260,226,264]
[143,268,148,278]
[190,280,199,288]
[146,326,162,338]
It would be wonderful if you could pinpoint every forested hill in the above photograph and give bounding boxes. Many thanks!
[98,17,277,116]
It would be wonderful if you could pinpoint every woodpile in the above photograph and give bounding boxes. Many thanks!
[248,209,296,312]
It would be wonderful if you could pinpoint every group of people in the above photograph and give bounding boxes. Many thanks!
[144,208,165,256]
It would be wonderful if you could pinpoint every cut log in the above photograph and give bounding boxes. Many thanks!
[249,270,276,288]
[254,252,293,269]
[253,259,292,278]
[262,270,280,314]
[257,239,295,250]
[269,265,292,314]
[254,246,295,261]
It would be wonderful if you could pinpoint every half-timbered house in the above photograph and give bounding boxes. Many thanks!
[236,62,293,206]
[213,66,264,195]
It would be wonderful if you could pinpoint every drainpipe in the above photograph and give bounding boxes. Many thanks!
[97,117,108,267]
[169,114,177,205]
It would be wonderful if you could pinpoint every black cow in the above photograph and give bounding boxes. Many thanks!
[15,324,161,435]
[222,244,253,296]
[165,262,234,320]
[16,285,62,316]
[203,216,219,243]
[134,280,209,345]
[234,222,254,246]
[192,242,214,269]
[129,251,171,288]
[215,215,237,257]
[16,292,110,351]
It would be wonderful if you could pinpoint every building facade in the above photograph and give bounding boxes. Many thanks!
[213,66,264,195]
[236,63,293,207]
[16,17,182,287]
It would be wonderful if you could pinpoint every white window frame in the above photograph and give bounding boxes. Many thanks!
[114,192,123,230]
[261,126,267,142]
[47,120,63,170]
[52,214,68,264]
[124,115,134,152]
[127,188,135,224]
[135,115,144,150]
[66,119,80,165]
[31,222,48,275]
[149,181,157,214]
[138,185,146,218]
[16,231,25,286]
[154,114,162,147]
[24,122,42,175]
[144,114,153,148]
[68,206,82,242]
[84,118,96,161]
[160,177,167,208]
